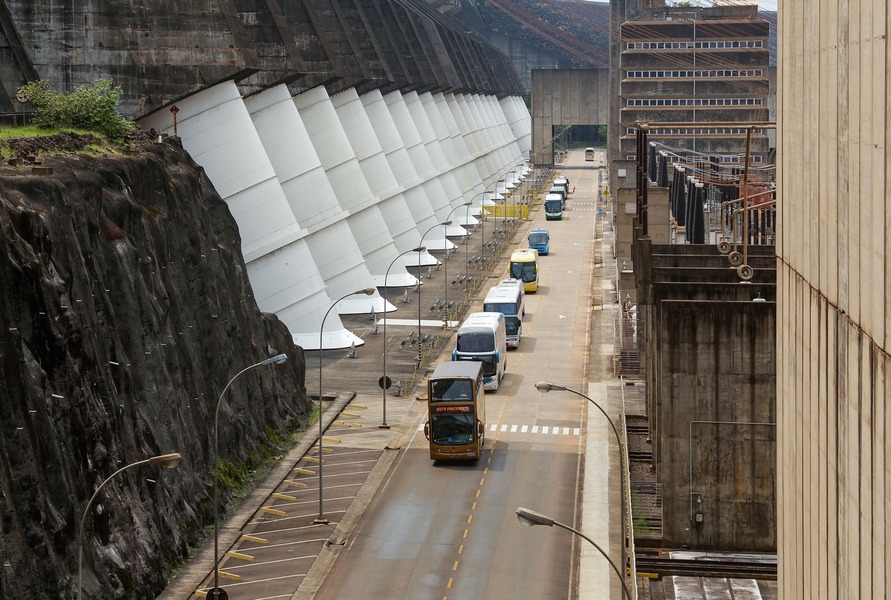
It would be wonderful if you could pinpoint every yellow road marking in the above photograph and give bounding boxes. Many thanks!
[226,551,255,561]
[241,535,268,544]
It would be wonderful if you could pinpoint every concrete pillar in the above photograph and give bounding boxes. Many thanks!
[328,88,419,288]
[137,81,362,350]
[248,85,391,316]
[363,90,439,269]
[397,92,455,252]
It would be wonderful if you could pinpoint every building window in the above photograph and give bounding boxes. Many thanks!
[627,69,762,79]
[626,40,765,51]
[625,98,763,108]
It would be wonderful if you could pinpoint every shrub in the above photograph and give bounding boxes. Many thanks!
[19,79,135,140]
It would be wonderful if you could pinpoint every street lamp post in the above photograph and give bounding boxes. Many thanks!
[479,169,509,270]
[78,453,182,599]
[381,247,425,428]
[418,222,450,366]
[516,507,632,600]
[213,353,288,596]
[534,381,630,592]
[443,203,471,326]
[316,288,375,524]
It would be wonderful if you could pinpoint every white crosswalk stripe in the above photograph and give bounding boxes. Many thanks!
[416,423,580,436]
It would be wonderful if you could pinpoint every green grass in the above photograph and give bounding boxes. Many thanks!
[0,125,91,139]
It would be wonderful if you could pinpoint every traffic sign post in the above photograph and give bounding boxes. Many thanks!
[14,87,29,127]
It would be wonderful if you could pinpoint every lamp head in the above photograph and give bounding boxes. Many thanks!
[516,507,554,528]
[462,201,472,207]
[355,287,376,296]
[534,381,565,393]
[149,453,182,469]
[441,220,452,226]
[261,353,288,366]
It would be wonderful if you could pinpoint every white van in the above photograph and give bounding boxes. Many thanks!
[452,312,507,391]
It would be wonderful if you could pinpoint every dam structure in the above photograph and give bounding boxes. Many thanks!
[1,0,529,349]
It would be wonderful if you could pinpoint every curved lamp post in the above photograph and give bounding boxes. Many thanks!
[535,381,629,592]
[213,353,288,596]
[516,507,632,600]
[443,203,471,325]
[479,166,511,269]
[418,222,450,366]
[316,288,375,524]
[381,247,425,428]
[506,167,520,230]
[79,453,182,599]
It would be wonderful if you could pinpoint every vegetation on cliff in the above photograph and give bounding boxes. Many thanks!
[17,79,135,140]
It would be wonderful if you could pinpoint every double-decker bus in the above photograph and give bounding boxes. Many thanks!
[452,311,507,391]
[509,248,539,292]
[483,284,524,348]
[423,361,486,461]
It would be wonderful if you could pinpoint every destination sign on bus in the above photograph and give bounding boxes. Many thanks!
[431,405,472,413]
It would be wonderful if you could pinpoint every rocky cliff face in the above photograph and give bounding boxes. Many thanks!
[0,134,309,598]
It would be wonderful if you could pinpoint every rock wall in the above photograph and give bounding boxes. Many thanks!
[0,134,309,598]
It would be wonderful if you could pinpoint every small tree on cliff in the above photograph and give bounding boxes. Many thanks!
[19,79,135,140]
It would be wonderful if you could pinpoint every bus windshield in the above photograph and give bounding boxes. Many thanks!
[457,332,495,352]
[510,261,537,282]
[544,199,562,212]
[430,379,474,402]
[430,411,475,446]
[483,301,518,315]
[528,232,549,245]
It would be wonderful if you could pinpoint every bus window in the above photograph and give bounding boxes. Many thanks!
[456,332,495,353]
[430,378,473,402]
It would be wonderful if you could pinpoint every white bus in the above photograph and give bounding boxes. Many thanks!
[498,278,526,313]
[452,312,507,391]
[483,284,525,348]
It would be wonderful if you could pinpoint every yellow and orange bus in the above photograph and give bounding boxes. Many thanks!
[424,361,486,461]
[509,248,539,292]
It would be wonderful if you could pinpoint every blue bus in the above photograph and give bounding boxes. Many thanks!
[528,228,550,255]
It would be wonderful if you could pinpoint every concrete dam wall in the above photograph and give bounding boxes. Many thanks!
[1,0,532,351]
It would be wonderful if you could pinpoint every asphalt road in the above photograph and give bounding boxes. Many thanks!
[160,148,621,600]
[311,151,606,600]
